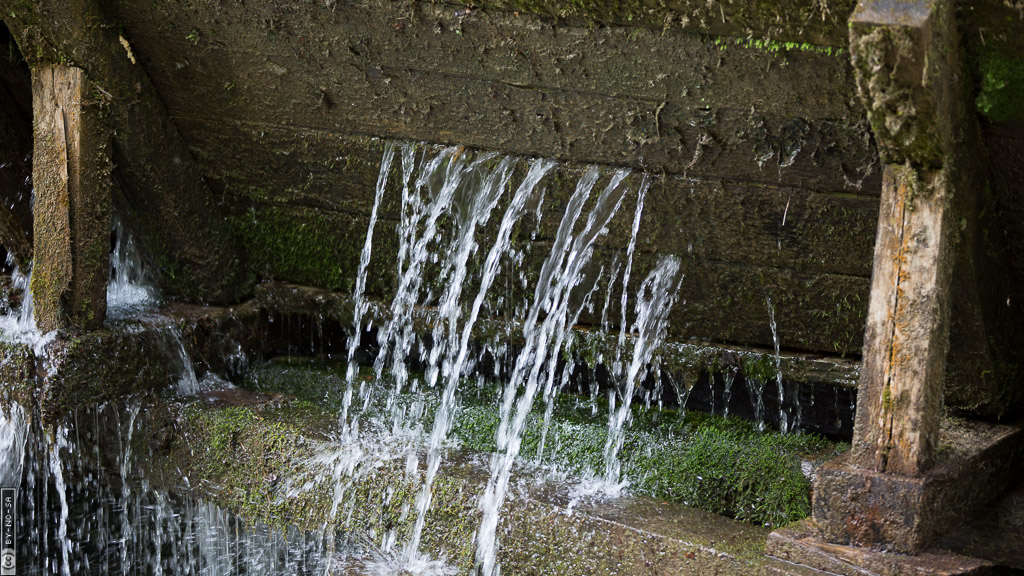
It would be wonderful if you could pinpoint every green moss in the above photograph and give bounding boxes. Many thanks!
[713,35,845,57]
[454,396,836,527]
[0,342,35,412]
[245,357,351,407]
[170,397,478,564]
[178,401,335,532]
[228,204,359,292]
[39,327,179,420]
[740,353,777,384]
[974,49,1024,123]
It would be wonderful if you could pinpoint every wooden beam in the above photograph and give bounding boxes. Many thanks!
[30,65,111,332]
[2,0,252,303]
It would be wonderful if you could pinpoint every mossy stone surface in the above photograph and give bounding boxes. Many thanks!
[245,359,844,528]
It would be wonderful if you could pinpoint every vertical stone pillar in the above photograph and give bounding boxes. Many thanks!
[31,65,111,332]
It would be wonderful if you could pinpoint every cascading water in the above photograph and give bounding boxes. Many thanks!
[2,400,341,574]
[766,295,787,433]
[322,143,697,576]
[343,141,398,426]
[326,143,691,575]
[0,255,56,355]
[764,294,799,433]
[474,166,635,576]
[106,216,205,396]
[0,403,27,488]
[405,158,555,564]
[46,426,72,576]
[0,141,730,576]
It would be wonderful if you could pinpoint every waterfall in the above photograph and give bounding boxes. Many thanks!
[344,141,398,427]
[4,401,337,574]
[334,143,690,575]
[47,425,72,576]
[405,158,555,563]
[0,255,56,354]
[0,403,27,488]
[766,295,788,433]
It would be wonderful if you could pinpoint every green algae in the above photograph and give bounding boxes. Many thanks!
[166,394,479,567]
[454,394,837,527]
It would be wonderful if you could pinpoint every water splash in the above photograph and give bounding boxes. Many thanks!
[165,326,200,396]
[344,141,398,426]
[106,217,157,322]
[0,403,27,488]
[405,158,555,562]
[47,425,72,576]
[0,256,56,355]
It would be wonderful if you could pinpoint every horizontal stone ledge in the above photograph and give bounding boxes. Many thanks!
[451,0,858,46]
[1,281,860,432]
[938,482,1024,571]
[766,519,995,576]
[163,62,877,192]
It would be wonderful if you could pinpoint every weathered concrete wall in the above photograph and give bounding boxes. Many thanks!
[217,137,876,356]
[115,0,877,192]
[0,0,1018,414]
[82,0,880,358]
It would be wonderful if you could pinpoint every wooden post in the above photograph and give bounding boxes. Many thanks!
[31,65,111,332]
[851,164,953,476]
[810,0,969,553]
[843,0,961,477]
